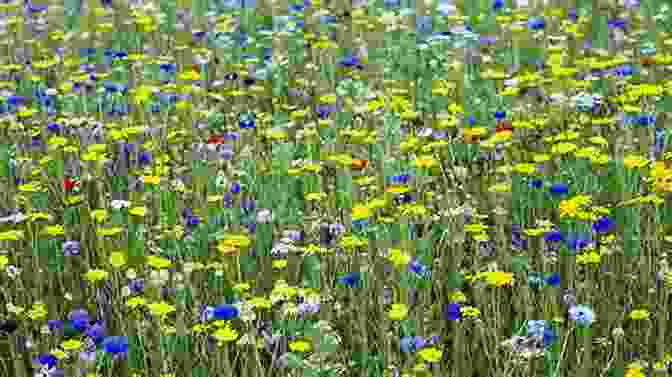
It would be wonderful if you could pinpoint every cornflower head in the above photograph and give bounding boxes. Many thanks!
[568,305,595,327]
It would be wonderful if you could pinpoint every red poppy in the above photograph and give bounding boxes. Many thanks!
[207,135,226,145]
[64,178,79,192]
[641,57,656,67]
[350,159,368,170]
[496,120,513,133]
[464,135,481,144]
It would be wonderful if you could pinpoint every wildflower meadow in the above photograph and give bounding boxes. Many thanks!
[2,0,672,376]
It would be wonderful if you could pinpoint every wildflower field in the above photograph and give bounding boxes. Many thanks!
[4,0,672,376]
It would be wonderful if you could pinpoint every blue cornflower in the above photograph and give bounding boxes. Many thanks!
[79,47,96,57]
[565,233,592,253]
[337,272,362,288]
[213,304,239,320]
[8,95,25,106]
[47,122,62,133]
[467,115,477,126]
[102,336,129,355]
[85,322,107,344]
[528,272,544,289]
[47,320,64,333]
[495,110,506,120]
[593,216,615,234]
[201,306,215,322]
[638,115,656,126]
[616,65,633,77]
[288,3,305,12]
[186,216,200,228]
[390,174,411,185]
[549,183,569,196]
[68,309,90,332]
[138,151,152,166]
[35,354,59,368]
[128,279,145,294]
[352,219,369,232]
[159,63,176,73]
[529,179,544,189]
[544,230,563,242]
[230,182,241,194]
[400,336,416,353]
[223,192,234,209]
[527,320,548,338]
[543,327,558,347]
[528,18,546,30]
[607,18,627,30]
[545,273,561,287]
[493,0,504,10]
[239,117,256,129]
[408,259,430,278]
[320,15,337,24]
[338,55,362,69]
[568,305,595,327]
[444,303,461,321]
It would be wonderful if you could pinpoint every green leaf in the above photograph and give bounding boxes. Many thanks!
[318,335,339,354]
[447,271,464,290]
[511,255,529,273]
[284,352,305,369]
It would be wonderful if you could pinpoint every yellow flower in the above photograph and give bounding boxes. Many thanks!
[388,248,411,269]
[488,183,511,193]
[43,225,65,237]
[27,303,48,320]
[142,175,161,185]
[448,291,467,303]
[551,142,578,155]
[352,204,371,220]
[461,306,481,318]
[559,199,579,218]
[248,297,272,310]
[146,255,172,270]
[481,271,514,287]
[233,282,252,293]
[524,228,546,237]
[52,349,67,359]
[629,309,651,321]
[147,302,176,317]
[623,155,649,169]
[85,269,109,283]
[90,209,109,224]
[288,339,312,353]
[464,223,488,233]
[109,252,127,269]
[129,206,147,217]
[418,347,443,363]
[576,251,601,265]
[414,155,439,169]
[192,324,210,334]
[513,163,537,175]
[589,136,609,146]
[388,303,409,321]
[18,183,41,192]
[213,325,239,343]
[126,297,146,309]
[272,259,288,269]
[0,230,24,241]
[0,255,8,269]
[97,227,124,237]
[221,234,252,250]
[61,339,82,351]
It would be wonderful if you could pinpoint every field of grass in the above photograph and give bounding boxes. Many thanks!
[2,0,672,377]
